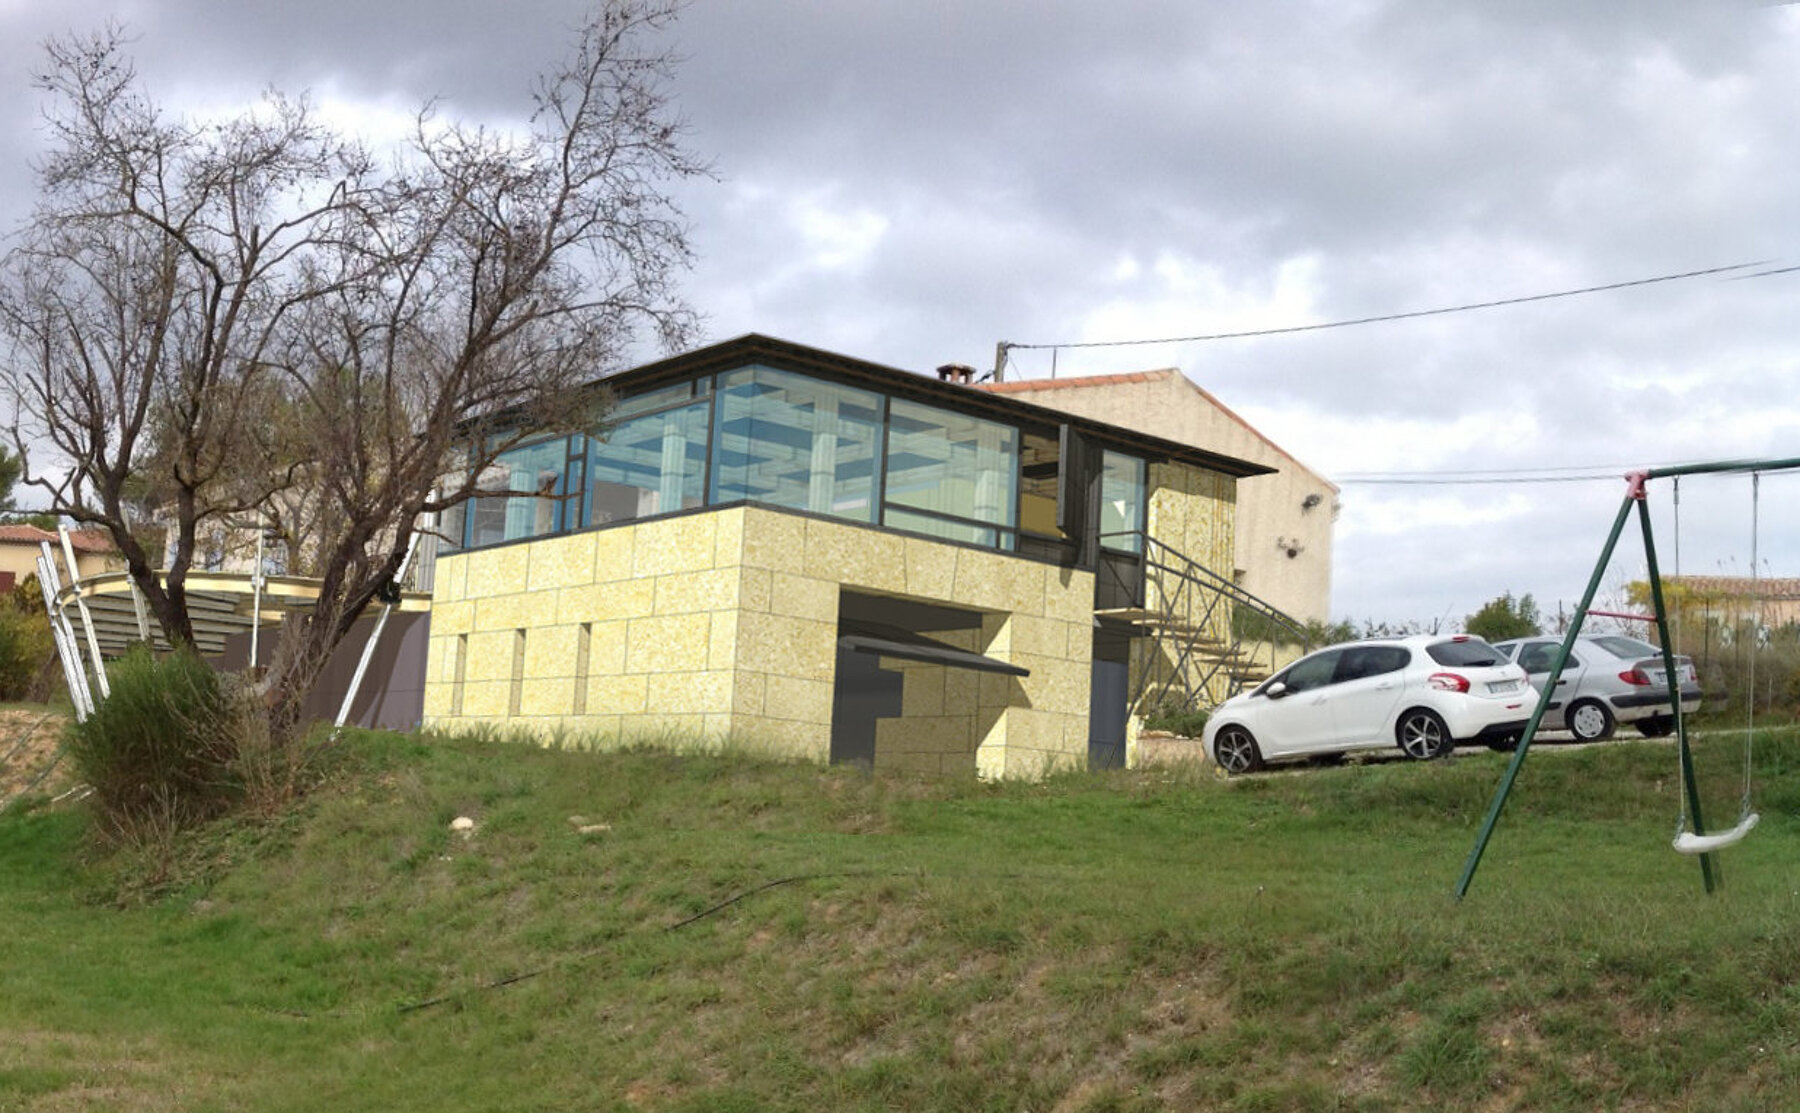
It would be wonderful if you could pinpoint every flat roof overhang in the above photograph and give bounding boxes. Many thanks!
[545,333,1276,481]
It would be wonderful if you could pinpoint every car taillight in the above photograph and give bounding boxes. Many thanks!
[1619,668,1651,686]
[1429,672,1470,693]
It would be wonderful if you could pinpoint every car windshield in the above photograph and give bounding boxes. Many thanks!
[1589,635,1662,659]
[1427,638,1505,667]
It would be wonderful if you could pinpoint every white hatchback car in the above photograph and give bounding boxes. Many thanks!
[1203,634,1532,774]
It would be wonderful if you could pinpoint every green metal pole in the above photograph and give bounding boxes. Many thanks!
[1647,455,1800,481]
[1636,496,1718,892]
[1454,488,1639,901]
[1454,455,1800,899]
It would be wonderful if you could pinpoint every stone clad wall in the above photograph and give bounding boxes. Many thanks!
[1127,462,1238,760]
[423,510,751,743]
[1147,461,1236,596]
[423,505,1096,778]
[870,650,1003,776]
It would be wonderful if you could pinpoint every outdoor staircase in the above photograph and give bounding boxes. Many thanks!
[1096,535,1309,720]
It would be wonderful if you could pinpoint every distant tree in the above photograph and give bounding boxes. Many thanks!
[1464,592,1542,642]
[0,445,18,513]
[1307,618,1359,646]
[1625,578,1718,633]
[0,513,61,531]
[0,446,59,528]
[0,1,708,744]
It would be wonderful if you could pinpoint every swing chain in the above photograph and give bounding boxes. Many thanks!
[1670,471,1760,844]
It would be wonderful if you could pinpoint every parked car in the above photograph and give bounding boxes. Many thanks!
[1202,634,1532,774]
[1489,634,1702,742]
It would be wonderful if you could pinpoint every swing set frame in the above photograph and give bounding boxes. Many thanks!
[1455,455,1799,900]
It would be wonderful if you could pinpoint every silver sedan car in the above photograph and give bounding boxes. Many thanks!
[1490,634,1702,742]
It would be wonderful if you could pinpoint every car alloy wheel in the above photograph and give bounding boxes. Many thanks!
[1396,708,1451,760]
[1213,726,1264,774]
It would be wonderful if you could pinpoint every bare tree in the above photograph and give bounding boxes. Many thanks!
[0,1,706,740]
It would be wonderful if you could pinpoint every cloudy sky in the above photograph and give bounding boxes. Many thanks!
[3,0,1798,628]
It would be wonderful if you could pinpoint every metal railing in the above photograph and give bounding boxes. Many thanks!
[1097,531,1310,717]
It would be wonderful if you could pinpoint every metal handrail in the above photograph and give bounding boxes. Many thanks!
[1097,529,1311,715]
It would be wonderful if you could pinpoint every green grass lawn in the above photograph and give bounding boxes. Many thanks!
[3,727,1797,1111]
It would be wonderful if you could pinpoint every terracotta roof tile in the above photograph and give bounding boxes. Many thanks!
[1665,575,1800,598]
[0,524,118,552]
[973,369,1176,394]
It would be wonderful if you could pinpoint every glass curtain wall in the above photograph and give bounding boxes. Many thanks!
[444,366,1040,558]
[711,366,883,521]
[1099,450,1146,552]
[586,399,710,525]
[466,437,572,548]
[437,462,467,554]
[883,399,1019,549]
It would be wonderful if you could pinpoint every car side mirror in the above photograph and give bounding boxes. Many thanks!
[1264,681,1289,700]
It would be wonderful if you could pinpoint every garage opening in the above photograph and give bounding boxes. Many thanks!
[829,592,1026,772]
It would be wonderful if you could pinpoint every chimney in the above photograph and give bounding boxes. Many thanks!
[936,362,976,385]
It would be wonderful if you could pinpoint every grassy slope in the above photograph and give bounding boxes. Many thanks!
[2,729,1798,1112]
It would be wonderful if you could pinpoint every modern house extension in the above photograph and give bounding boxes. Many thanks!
[423,334,1284,777]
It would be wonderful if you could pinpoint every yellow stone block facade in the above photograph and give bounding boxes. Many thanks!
[1125,461,1240,762]
[424,504,1100,776]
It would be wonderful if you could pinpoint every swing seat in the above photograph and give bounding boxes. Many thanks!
[1672,812,1759,856]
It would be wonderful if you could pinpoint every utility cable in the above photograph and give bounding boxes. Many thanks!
[1337,459,1800,487]
[1336,473,1620,486]
[1007,260,1776,352]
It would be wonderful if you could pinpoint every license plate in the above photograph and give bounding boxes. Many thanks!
[1488,680,1520,694]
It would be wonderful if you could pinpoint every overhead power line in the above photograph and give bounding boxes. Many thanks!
[1004,259,1779,353]
[1337,473,1619,486]
[1337,460,1800,487]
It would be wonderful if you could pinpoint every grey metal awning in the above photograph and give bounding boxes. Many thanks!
[837,619,1029,677]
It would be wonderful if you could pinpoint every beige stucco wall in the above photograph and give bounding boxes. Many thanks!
[424,505,1096,779]
[0,541,120,589]
[987,373,1335,622]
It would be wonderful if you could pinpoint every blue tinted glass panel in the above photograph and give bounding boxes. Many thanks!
[1099,451,1145,553]
[467,438,572,547]
[435,459,468,551]
[710,366,882,521]
[587,399,710,525]
[883,400,1017,549]
[612,382,695,419]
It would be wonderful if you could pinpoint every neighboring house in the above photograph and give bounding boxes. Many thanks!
[1659,576,1800,632]
[975,369,1337,624]
[424,334,1275,777]
[0,524,122,594]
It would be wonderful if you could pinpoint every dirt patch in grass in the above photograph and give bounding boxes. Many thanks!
[0,708,70,803]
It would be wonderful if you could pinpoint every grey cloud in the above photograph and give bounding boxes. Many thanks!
[6,0,1800,624]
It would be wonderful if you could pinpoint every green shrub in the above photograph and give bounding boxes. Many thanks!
[1142,702,1209,738]
[65,645,238,841]
[0,605,55,700]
